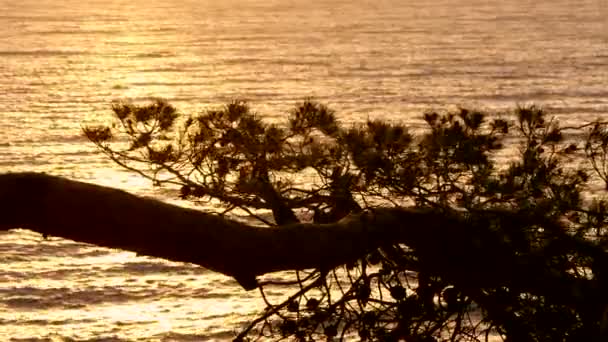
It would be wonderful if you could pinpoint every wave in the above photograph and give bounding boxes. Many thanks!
[6,335,129,342]
[156,331,235,341]
[1,298,80,310]
[28,29,123,35]
[0,317,97,326]
[0,50,90,56]
[104,261,209,276]
[471,91,608,102]
[0,286,155,308]
[127,81,206,86]
[7,134,90,145]
[132,51,175,58]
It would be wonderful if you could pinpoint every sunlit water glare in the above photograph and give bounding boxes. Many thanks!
[1,0,607,340]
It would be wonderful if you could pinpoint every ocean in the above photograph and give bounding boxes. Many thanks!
[1,0,607,340]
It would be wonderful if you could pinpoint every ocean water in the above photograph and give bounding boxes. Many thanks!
[0,0,607,340]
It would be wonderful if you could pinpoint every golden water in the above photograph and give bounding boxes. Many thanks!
[1,0,607,340]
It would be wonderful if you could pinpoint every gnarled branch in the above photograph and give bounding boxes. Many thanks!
[1,171,599,305]
[0,172,439,290]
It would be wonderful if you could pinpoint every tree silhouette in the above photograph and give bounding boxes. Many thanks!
[3,100,608,341]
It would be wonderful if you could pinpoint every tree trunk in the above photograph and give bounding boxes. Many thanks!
[0,168,603,330]
[0,172,440,290]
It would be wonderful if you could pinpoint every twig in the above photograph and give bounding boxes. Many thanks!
[234,276,323,341]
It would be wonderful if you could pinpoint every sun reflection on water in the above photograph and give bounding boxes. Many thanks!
[1,0,607,339]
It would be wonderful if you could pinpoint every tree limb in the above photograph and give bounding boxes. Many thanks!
[0,172,441,290]
[1,172,594,299]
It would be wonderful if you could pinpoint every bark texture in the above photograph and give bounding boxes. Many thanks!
[0,172,449,290]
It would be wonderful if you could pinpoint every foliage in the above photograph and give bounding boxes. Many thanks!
[85,100,608,341]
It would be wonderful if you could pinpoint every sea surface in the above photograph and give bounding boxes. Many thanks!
[0,0,607,340]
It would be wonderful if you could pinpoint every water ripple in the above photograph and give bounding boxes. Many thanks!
[0,0,606,340]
